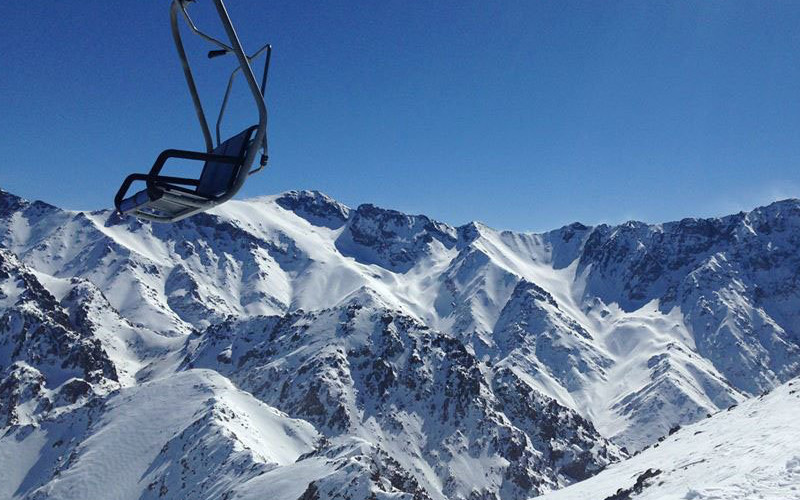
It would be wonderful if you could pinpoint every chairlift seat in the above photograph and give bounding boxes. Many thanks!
[115,125,257,222]
[113,0,270,223]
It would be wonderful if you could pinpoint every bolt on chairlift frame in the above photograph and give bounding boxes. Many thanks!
[114,0,271,222]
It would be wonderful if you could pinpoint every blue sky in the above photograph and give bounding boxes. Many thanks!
[1,1,799,231]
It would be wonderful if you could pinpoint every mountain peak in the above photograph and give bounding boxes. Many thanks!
[274,190,351,229]
[0,188,27,216]
[744,197,800,224]
[337,202,458,272]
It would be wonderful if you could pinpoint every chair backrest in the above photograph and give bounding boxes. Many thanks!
[196,126,257,198]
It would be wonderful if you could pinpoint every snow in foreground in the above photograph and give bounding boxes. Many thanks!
[0,370,319,500]
[536,377,800,500]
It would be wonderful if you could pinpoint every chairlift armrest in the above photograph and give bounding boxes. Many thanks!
[115,173,150,211]
[149,149,241,177]
[151,175,201,186]
[114,172,203,212]
[151,182,200,197]
[144,172,207,193]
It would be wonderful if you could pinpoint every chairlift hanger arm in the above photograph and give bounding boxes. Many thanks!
[170,0,269,185]
[171,0,214,152]
[210,0,267,192]
[251,43,272,174]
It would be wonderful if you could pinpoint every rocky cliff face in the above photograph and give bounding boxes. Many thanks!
[0,249,118,428]
[1,187,798,499]
[181,289,620,499]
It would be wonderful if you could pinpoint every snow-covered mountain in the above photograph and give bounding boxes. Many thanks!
[1,187,798,499]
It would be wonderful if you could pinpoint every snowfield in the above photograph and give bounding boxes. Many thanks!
[537,378,800,500]
[1,188,799,499]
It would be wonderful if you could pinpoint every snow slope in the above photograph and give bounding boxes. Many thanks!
[0,369,319,500]
[536,377,800,500]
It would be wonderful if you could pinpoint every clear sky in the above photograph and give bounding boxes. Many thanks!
[1,1,800,232]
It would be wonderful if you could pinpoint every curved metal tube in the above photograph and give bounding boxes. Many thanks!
[178,0,233,53]
[210,0,268,205]
[169,0,269,206]
[170,0,214,152]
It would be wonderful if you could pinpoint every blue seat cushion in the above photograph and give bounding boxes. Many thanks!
[196,126,257,198]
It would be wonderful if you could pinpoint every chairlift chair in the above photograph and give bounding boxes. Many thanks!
[115,0,271,222]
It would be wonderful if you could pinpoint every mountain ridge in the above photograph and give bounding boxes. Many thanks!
[1,187,798,499]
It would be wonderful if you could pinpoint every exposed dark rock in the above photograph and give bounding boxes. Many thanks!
[276,190,351,229]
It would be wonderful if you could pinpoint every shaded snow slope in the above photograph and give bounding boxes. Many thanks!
[536,377,800,500]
